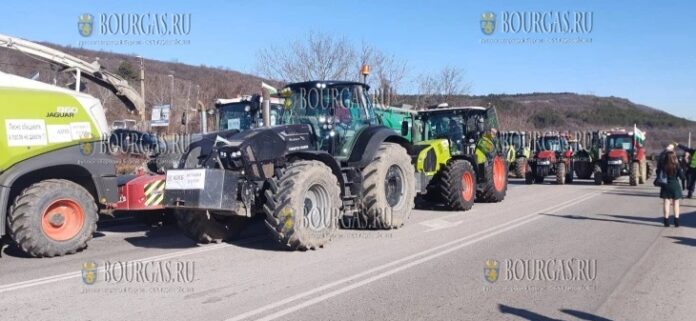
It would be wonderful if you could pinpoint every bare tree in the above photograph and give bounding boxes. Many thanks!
[256,31,357,82]
[415,66,470,108]
[439,65,470,99]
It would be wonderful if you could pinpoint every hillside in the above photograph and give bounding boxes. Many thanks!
[1,41,692,152]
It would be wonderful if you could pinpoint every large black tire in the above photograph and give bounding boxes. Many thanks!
[478,156,508,203]
[535,174,545,184]
[361,143,415,229]
[434,159,476,211]
[556,162,567,185]
[639,160,647,184]
[629,162,640,186]
[525,169,535,185]
[593,165,603,185]
[574,158,593,180]
[7,179,97,257]
[646,162,653,179]
[174,209,248,243]
[264,160,341,250]
[514,157,528,178]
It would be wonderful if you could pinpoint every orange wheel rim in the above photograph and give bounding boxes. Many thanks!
[493,157,506,192]
[461,171,474,202]
[41,199,85,241]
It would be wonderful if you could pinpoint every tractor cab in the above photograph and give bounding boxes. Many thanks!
[411,106,500,157]
[596,128,648,185]
[281,81,377,159]
[526,133,575,184]
[216,95,285,131]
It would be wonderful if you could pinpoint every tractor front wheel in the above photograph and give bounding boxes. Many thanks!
[556,162,567,185]
[478,156,508,202]
[435,159,476,211]
[361,143,415,229]
[629,162,640,186]
[8,179,97,257]
[264,161,341,250]
[593,165,603,185]
[174,209,248,244]
[514,157,528,178]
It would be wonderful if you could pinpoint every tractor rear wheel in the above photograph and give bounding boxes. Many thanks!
[8,179,97,257]
[630,162,640,186]
[556,162,567,185]
[639,160,647,184]
[264,161,341,250]
[361,143,415,229]
[593,165,603,185]
[174,209,248,243]
[514,157,528,178]
[478,156,508,202]
[435,159,476,211]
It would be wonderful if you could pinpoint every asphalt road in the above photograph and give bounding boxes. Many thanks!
[1,177,695,321]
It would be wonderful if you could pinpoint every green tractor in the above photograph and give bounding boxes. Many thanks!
[165,81,416,250]
[376,105,508,211]
[500,131,531,178]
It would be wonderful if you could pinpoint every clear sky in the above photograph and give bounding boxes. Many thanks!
[1,0,694,119]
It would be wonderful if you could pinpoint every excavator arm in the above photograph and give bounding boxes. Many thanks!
[0,33,145,114]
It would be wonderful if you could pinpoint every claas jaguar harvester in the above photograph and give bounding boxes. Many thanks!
[376,104,508,211]
[525,133,575,184]
[164,81,416,250]
[0,33,146,257]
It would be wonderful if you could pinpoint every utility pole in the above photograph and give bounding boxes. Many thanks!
[185,83,191,135]
[137,55,146,130]
[168,74,174,135]
[689,131,692,148]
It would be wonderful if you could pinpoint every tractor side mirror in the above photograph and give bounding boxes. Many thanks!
[401,120,409,136]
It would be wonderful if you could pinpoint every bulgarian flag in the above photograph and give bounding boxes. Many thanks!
[634,124,646,144]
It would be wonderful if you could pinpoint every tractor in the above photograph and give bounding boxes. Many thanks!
[164,81,416,250]
[592,127,648,186]
[501,131,531,178]
[376,105,508,211]
[525,133,575,184]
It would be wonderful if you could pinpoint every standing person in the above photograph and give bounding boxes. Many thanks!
[659,151,686,227]
[677,144,696,198]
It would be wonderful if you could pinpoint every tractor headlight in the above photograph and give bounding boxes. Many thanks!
[319,116,327,123]
[538,160,551,165]
[229,151,242,158]
[608,160,623,165]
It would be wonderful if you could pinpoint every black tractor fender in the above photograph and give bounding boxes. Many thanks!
[286,151,345,189]
[347,126,413,168]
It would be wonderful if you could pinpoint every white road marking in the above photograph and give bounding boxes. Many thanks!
[420,218,463,232]
[226,191,600,321]
[0,236,266,293]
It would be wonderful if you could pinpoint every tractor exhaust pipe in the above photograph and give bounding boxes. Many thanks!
[261,82,277,128]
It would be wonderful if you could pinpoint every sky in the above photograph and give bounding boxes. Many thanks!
[1,0,694,120]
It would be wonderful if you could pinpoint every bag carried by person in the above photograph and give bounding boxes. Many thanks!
[653,170,667,187]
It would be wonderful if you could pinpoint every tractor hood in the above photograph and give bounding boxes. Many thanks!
[608,149,629,162]
[536,150,557,162]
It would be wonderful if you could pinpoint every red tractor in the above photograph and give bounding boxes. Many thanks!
[525,133,575,184]
[593,128,648,186]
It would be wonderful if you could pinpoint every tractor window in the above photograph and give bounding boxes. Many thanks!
[538,137,566,152]
[607,136,633,151]
[282,83,375,157]
[218,103,255,131]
